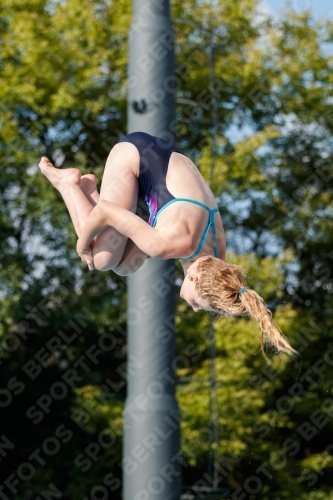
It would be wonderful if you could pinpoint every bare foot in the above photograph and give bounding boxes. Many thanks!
[39,157,81,191]
[80,174,99,205]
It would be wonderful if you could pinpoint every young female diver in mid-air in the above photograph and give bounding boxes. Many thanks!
[39,131,296,357]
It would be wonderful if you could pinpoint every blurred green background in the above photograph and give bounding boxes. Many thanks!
[1,0,333,498]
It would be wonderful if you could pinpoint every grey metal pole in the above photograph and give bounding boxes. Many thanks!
[123,1,181,500]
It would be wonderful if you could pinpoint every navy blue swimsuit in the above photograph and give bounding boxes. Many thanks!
[117,132,219,260]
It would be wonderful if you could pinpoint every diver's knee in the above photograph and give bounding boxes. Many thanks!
[113,265,131,276]
[93,252,115,272]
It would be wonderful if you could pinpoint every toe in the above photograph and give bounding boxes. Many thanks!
[81,174,97,183]
[40,157,53,168]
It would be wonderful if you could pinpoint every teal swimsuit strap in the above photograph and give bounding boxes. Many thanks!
[151,198,219,260]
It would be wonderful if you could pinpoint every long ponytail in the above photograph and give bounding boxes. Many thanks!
[196,256,297,358]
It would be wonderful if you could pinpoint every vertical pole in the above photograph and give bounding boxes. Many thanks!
[123,2,181,500]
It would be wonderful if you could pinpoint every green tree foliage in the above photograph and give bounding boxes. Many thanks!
[0,0,130,497]
[1,0,333,498]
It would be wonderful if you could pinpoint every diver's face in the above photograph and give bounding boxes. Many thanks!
[179,272,212,312]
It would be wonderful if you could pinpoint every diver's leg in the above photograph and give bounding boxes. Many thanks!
[39,143,142,272]
[91,142,141,271]
[39,157,94,237]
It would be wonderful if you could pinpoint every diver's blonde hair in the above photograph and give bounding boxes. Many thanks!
[196,256,296,358]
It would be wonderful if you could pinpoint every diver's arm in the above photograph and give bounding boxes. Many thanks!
[77,200,181,259]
